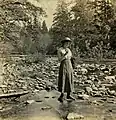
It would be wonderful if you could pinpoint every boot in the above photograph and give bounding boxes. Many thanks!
[67,95,75,100]
[67,93,75,100]
[58,93,64,103]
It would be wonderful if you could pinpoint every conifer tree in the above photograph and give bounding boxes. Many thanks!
[48,0,71,54]
[42,20,48,33]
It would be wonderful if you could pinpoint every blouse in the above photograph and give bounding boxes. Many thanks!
[57,47,72,62]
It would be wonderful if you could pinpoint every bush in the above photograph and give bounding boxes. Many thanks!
[24,53,46,64]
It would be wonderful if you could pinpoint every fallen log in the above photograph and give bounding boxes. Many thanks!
[0,91,29,99]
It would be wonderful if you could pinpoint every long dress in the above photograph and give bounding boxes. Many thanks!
[57,47,74,93]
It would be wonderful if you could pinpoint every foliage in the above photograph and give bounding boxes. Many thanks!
[48,0,72,54]
[0,0,46,55]
[49,0,116,58]
[41,20,48,33]
[88,0,114,44]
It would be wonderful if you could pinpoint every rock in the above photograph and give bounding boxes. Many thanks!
[78,94,89,100]
[88,64,95,69]
[108,90,115,95]
[46,81,54,87]
[34,90,40,93]
[35,86,40,90]
[51,85,57,90]
[41,106,52,110]
[101,98,107,101]
[100,64,106,71]
[39,85,44,89]
[0,85,7,88]
[93,87,98,91]
[50,71,55,75]
[0,106,13,112]
[99,87,106,91]
[8,90,16,93]
[67,113,84,120]
[22,86,27,90]
[0,106,3,110]
[45,86,51,91]
[94,78,99,83]
[97,100,104,103]
[104,71,109,74]
[84,80,93,85]
[26,100,35,104]
[85,87,92,94]
[93,91,102,97]
[92,85,98,91]
[107,101,116,104]
[105,76,115,82]
[77,90,85,94]
[81,68,88,75]
[92,100,100,105]
[99,72,105,77]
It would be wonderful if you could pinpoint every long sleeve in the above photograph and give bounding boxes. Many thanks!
[57,47,72,62]
[57,48,68,62]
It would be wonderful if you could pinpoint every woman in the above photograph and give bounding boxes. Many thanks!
[57,37,75,102]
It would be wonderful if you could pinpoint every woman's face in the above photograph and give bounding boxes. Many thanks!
[63,41,70,48]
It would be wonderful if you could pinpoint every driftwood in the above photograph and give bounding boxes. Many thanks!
[0,91,29,99]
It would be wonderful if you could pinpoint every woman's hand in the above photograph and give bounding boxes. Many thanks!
[57,48,69,62]
[64,49,69,56]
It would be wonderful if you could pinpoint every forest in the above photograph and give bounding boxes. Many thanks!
[0,0,116,59]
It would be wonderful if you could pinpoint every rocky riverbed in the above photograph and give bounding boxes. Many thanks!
[0,56,116,120]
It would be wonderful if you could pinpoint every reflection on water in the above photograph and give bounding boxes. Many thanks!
[0,116,61,120]
[0,90,116,120]
[0,100,116,120]
[57,100,116,120]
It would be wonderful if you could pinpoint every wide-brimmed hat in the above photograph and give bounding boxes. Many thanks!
[61,37,72,43]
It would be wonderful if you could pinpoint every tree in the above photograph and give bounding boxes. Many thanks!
[69,0,99,56]
[41,20,48,33]
[89,0,114,43]
[48,0,72,54]
[0,0,46,54]
[108,19,116,51]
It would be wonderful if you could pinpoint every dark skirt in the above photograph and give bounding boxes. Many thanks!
[57,59,74,93]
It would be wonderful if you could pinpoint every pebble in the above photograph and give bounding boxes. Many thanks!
[101,98,107,101]
[26,100,35,104]
[67,113,84,120]
[78,94,89,100]
[92,100,100,105]
[84,80,93,85]
[85,87,92,94]
[41,106,52,110]
[92,85,98,91]
[99,87,106,91]
[0,106,3,110]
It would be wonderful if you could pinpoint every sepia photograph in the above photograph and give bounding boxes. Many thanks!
[0,0,116,120]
